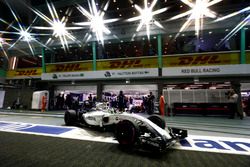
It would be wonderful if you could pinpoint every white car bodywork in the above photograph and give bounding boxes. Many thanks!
[83,111,171,139]
[65,102,187,151]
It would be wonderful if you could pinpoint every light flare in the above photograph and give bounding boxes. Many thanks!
[128,0,167,40]
[52,21,67,36]
[20,30,33,41]
[74,0,119,45]
[0,1,50,56]
[215,6,250,47]
[30,0,82,51]
[169,0,222,38]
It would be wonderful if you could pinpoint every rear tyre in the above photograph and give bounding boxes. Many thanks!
[115,120,139,146]
[64,110,77,126]
[148,115,166,129]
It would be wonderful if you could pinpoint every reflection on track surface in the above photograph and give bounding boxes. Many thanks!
[0,120,249,156]
[1,131,249,167]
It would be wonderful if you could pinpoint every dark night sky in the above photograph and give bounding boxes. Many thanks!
[0,0,249,44]
[0,0,249,23]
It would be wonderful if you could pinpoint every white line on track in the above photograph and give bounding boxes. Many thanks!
[0,120,249,155]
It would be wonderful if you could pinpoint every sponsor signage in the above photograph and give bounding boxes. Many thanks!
[42,68,158,80]
[163,52,240,67]
[162,64,250,77]
[6,68,42,79]
[46,62,92,72]
[97,57,158,70]
[6,51,250,78]
[246,51,250,64]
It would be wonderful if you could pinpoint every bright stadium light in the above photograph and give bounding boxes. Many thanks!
[169,0,222,38]
[30,0,83,51]
[0,1,50,56]
[74,0,119,46]
[20,30,33,41]
[127,0,167,40]
[52,21,67,36]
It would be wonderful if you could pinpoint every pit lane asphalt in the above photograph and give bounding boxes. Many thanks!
[0,131,249,167]
[0,109,250,138]
[0,110,249,167]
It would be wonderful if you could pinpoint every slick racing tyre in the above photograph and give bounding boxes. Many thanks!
[64,110,77,126]
[115,120,139,146]
[148,115,166,129]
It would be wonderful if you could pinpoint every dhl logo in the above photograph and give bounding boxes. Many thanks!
[50,64,84,72]
[15,69,39,76]
[108,59,144,68]
[171,55,226,66]
[177,55,221,65]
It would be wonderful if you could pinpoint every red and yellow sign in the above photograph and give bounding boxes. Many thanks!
[163,52,240,67]
[46,62,92,72]
[97,57,158,70]
[7,68,42,78]
[6,51,250,78]
[246,51,250,64]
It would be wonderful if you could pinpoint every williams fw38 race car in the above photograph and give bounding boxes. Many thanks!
[64,102,187,152]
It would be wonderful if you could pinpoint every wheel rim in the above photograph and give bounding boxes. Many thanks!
[116,121,136,145]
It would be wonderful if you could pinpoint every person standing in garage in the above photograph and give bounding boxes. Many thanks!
[41,93,48,112]
[117,91,126,112]
[148,92,155,114]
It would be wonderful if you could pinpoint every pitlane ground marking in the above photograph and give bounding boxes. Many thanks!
[0,120,117,144]
[0,121,249,155]
[173,135,250,156]
[0,115,9,117]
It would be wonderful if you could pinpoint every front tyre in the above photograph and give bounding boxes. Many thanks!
[115,120,139,146]
[64,110,77,126]
[148,115,166,129]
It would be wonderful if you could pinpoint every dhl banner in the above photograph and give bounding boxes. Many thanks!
[163,52,240,67]
[6,68,42,79]
[6,51,250,79]
[46,62,92,72]
[246,51,250,64]
[96,57,158,70]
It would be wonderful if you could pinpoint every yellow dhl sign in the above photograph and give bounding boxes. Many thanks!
[97,57,158,70]
[46,62,92,72]
[163,52,240,67]
[7,68,42,77]
[246,52,250,64]
[6,52,249,78]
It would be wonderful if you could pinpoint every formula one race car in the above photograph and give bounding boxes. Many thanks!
[64,102,187,152]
